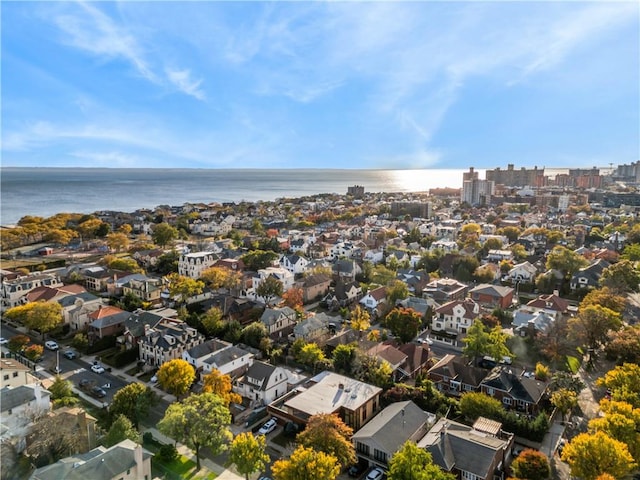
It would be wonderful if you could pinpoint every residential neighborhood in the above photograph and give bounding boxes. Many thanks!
[2,163,640,480]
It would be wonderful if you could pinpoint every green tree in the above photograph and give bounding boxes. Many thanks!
[621,243,640,262]
[551,388,578,422]
[462,319,489,365]
[157,358,195,398]
[355,353,393,388]
[589,400,640,463]
[201,369,242,406]
[386,280,409,305]
[459,392,504,422]
[510,449,551,480]
[569,305,622,351]
[166,273,204,305]
[48,375,78,408]
[71,332,89,352]
[5,301,63,340]
[384,307,422,343]
[371,264,396,286]
[201,307,224,336]
[241,249,278,271]
[332,343,358,374]
[600,260,640,293]
[151,222,178,247]
[227,432,270,480]
[561,431,636,480]
[154,250,180,275]
[546,246,589,278]
[109,382,157,428]
[255,276,283,305]
[296,343,326,370]
[296,413,356,468]
[104,414,140,447]
[158,392,233,470]
[104,256,144,274]
[272,445,340,480]
[241,321,268,349]
[387,440,455,480]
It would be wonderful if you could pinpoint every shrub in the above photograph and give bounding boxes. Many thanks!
[86,335,117,354]
[143,431,153,444]
[158,444,179,462]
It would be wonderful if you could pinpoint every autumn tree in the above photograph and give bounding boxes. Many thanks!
[77,217,105,239]
[109,382,157,428]
[387,440,455,480]
[561,431,636,480]
[596,363,640,408]
[227,432,270,480]
[151,222,178,247]
[354,353,393,388]
[202,369,242,406]
[580,287,625,315]
[296,343,327,371]
[28,414,85,466]
[371,264,396,286]
[534,362,550,381]
[384,307,422,343]
[255,276,283,305]
[332,343,358,375]
[158,392,232,470]
[200,266,240,292]
[106,232,130,253]
[551,389,578,422]
[589,399,640,463]
[569,305,622,351]
[201,306,224,336]
[459,392,504,422]
[24,344,44,361]
[7,334,30,353]
[605,324,640,364]
[282,287,304,311]
[271,445,340,480]
[510,449,551,480]
[46,228,78,246]
[386,280,409,305]
[157,359,195,398]
[350,305,370,337]
[5,301,63,339]
[103,256,143,274]
[296,413,356,468]
[599,260,640,293]
[104,414,140,447]
[166,273,204,305]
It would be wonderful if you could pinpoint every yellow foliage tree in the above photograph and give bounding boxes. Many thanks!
[561,431,636,480]
[272,445,339,480]
[202,369,242,406]
[157,359,195,398]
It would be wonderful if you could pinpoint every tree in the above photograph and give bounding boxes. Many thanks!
[371,264,396,286]
[255,276,283,305]
[282,287,304,311]
[158,392,232,470]
[166,273,204,305]
[109,382,157,428]
[596,363,640,408]
[459,392,504,422]
[296,413,356,468]
[28,413,85,466]
[200,266,236,290]
[71,332,89,352]
[350,305,370,337]
[271,445,340,480]
[605,324,640,365]
[387,440,455,480]
[104,256,144,274]
[153,250,180,275]
[7,334,30,353]
[104,414,140,447]
[241,321,268,349]
[157,359,195,398]
[534,362,550,381]
[384,307,422,343]
[580,287,625,315]
[386,280,409,305]
[560,431,636,480]
[77,217,104,239]
[46,228,78,246]
[296,343,326,371]
[241,249,278,271]
[510,449,551,480]
[569,305,622,351]
[48,375,78,408]
[332,343,358,374]
[600,260,640,293]
[5,301,63,339]
[202,369,242,406]
[474,265,497,284]
[551,388,578,422]
[106,232,130,253]
[201,307,224,336]
[24,344,44,361]
[546,246,589,278]
[227,432,270,480]
[151,222,178,247]
[462,320,489,365]
[589,400,640,463]
[355,353,393,388]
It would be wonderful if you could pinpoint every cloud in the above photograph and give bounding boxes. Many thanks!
[69,150,143,167]
[166,68,205,100]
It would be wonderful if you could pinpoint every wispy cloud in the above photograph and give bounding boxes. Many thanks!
[165,68,205,100]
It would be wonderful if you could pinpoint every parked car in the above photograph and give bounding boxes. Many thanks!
[63,350,78,360]
[91,386,107,398]
[0,337,8,346]
[79,378,93,389]
[91,364,105,374]
[366,467,385,480]
[348,460,368,477]
[258,417,278,435]
[45,340,59,351]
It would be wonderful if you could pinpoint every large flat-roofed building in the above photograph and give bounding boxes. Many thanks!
[273,371,382,431]
[485,164,545,188]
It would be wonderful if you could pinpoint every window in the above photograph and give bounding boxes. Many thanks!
[503,397,512,405]
[3,375,8,381]
[486,388,495,396]
[12,372,18,378]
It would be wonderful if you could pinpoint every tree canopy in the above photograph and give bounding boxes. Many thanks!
[166,273,204,305]
[589,399,640,463]
[227,432,270,480]
[462,319,511,365]
[109,382,156,428]
[387,440,455,480]
[202,369,242,406]
[104,414,140,447]
[157,359,195,398]
[569,304,622,351]
[271,445,340,480]
[510,449,551,480]
[296,413,356,468]
[5,301,63,339]
[151,222,178,247]
[561,431,636,480]
[255,276,283,305]
[384,307,421,343]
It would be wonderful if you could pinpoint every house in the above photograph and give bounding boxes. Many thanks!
[234,361,289,407]
[512,310,555,337]
[486,249,514,263]
[396,270,430,296]
[359,286,387,315]
[87,306,129,341]
[427,354,487,397]
[279,254,309,276]
[351,401,436,470]
[58,292,105,332]
[430,240,458,253]
[178,251,218,279]
[260,307,298,338]
[272,371,382,431]
[524,292,571,321]
[469,284,514,310]
[432,299,481,345]
[82,267,127,293]
[292,313,332,342]
[507,261,538,283]
[132,248,164,269]
[480,366,550,414]
[422,278,468,303]
[363,249,384,264]
[139,320,205,367]
[324,281,362,309]
[183,339,254,379]
[419,417,514,480]
[296,273,331,304]
[29,439,152,480]
[332,259,362,282]
[0,358,38,388]
[1,273,63,311]
[570,258,610,290]
[252,267,295,299]
[121,276,163,304]
[366,343,408,382]
[0,384,51,451]
[118,309,170,350]
[397,343,431,379]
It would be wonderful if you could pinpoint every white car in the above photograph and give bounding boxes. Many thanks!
[366,467,385,480]
[0,337,8,346]
[258,417,278,435]
[45,340,59,350]
[91,364,105,374]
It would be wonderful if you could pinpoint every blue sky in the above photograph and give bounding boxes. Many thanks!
[2,1,638,170]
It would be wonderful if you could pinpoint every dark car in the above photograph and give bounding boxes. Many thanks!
[91,386,107,398]
[63,350,78,360]
[348,460,368,477]
[79,378,93,389]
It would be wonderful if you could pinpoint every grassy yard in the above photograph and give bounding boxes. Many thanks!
[144,437,217,480]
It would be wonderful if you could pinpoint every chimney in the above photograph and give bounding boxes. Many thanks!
[134,443,144,475]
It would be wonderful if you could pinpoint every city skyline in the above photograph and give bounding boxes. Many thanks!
[2,1,638,170]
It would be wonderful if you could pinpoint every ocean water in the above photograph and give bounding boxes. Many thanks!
[1,167,471,225]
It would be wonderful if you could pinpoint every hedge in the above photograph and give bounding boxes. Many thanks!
[86,335,117,354]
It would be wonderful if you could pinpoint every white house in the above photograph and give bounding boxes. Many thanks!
[178,251,218,279]
[432,299,481,339]
[279,254,309,276]
[430,240,458,253]
[57,292,105,331]
[360,286,387,313]
[507,261,538,283]
[252,267,295,298]
[1,384,51,451]
[234,361,289,407]
[1,273,63,311]
[182,338,254,378]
